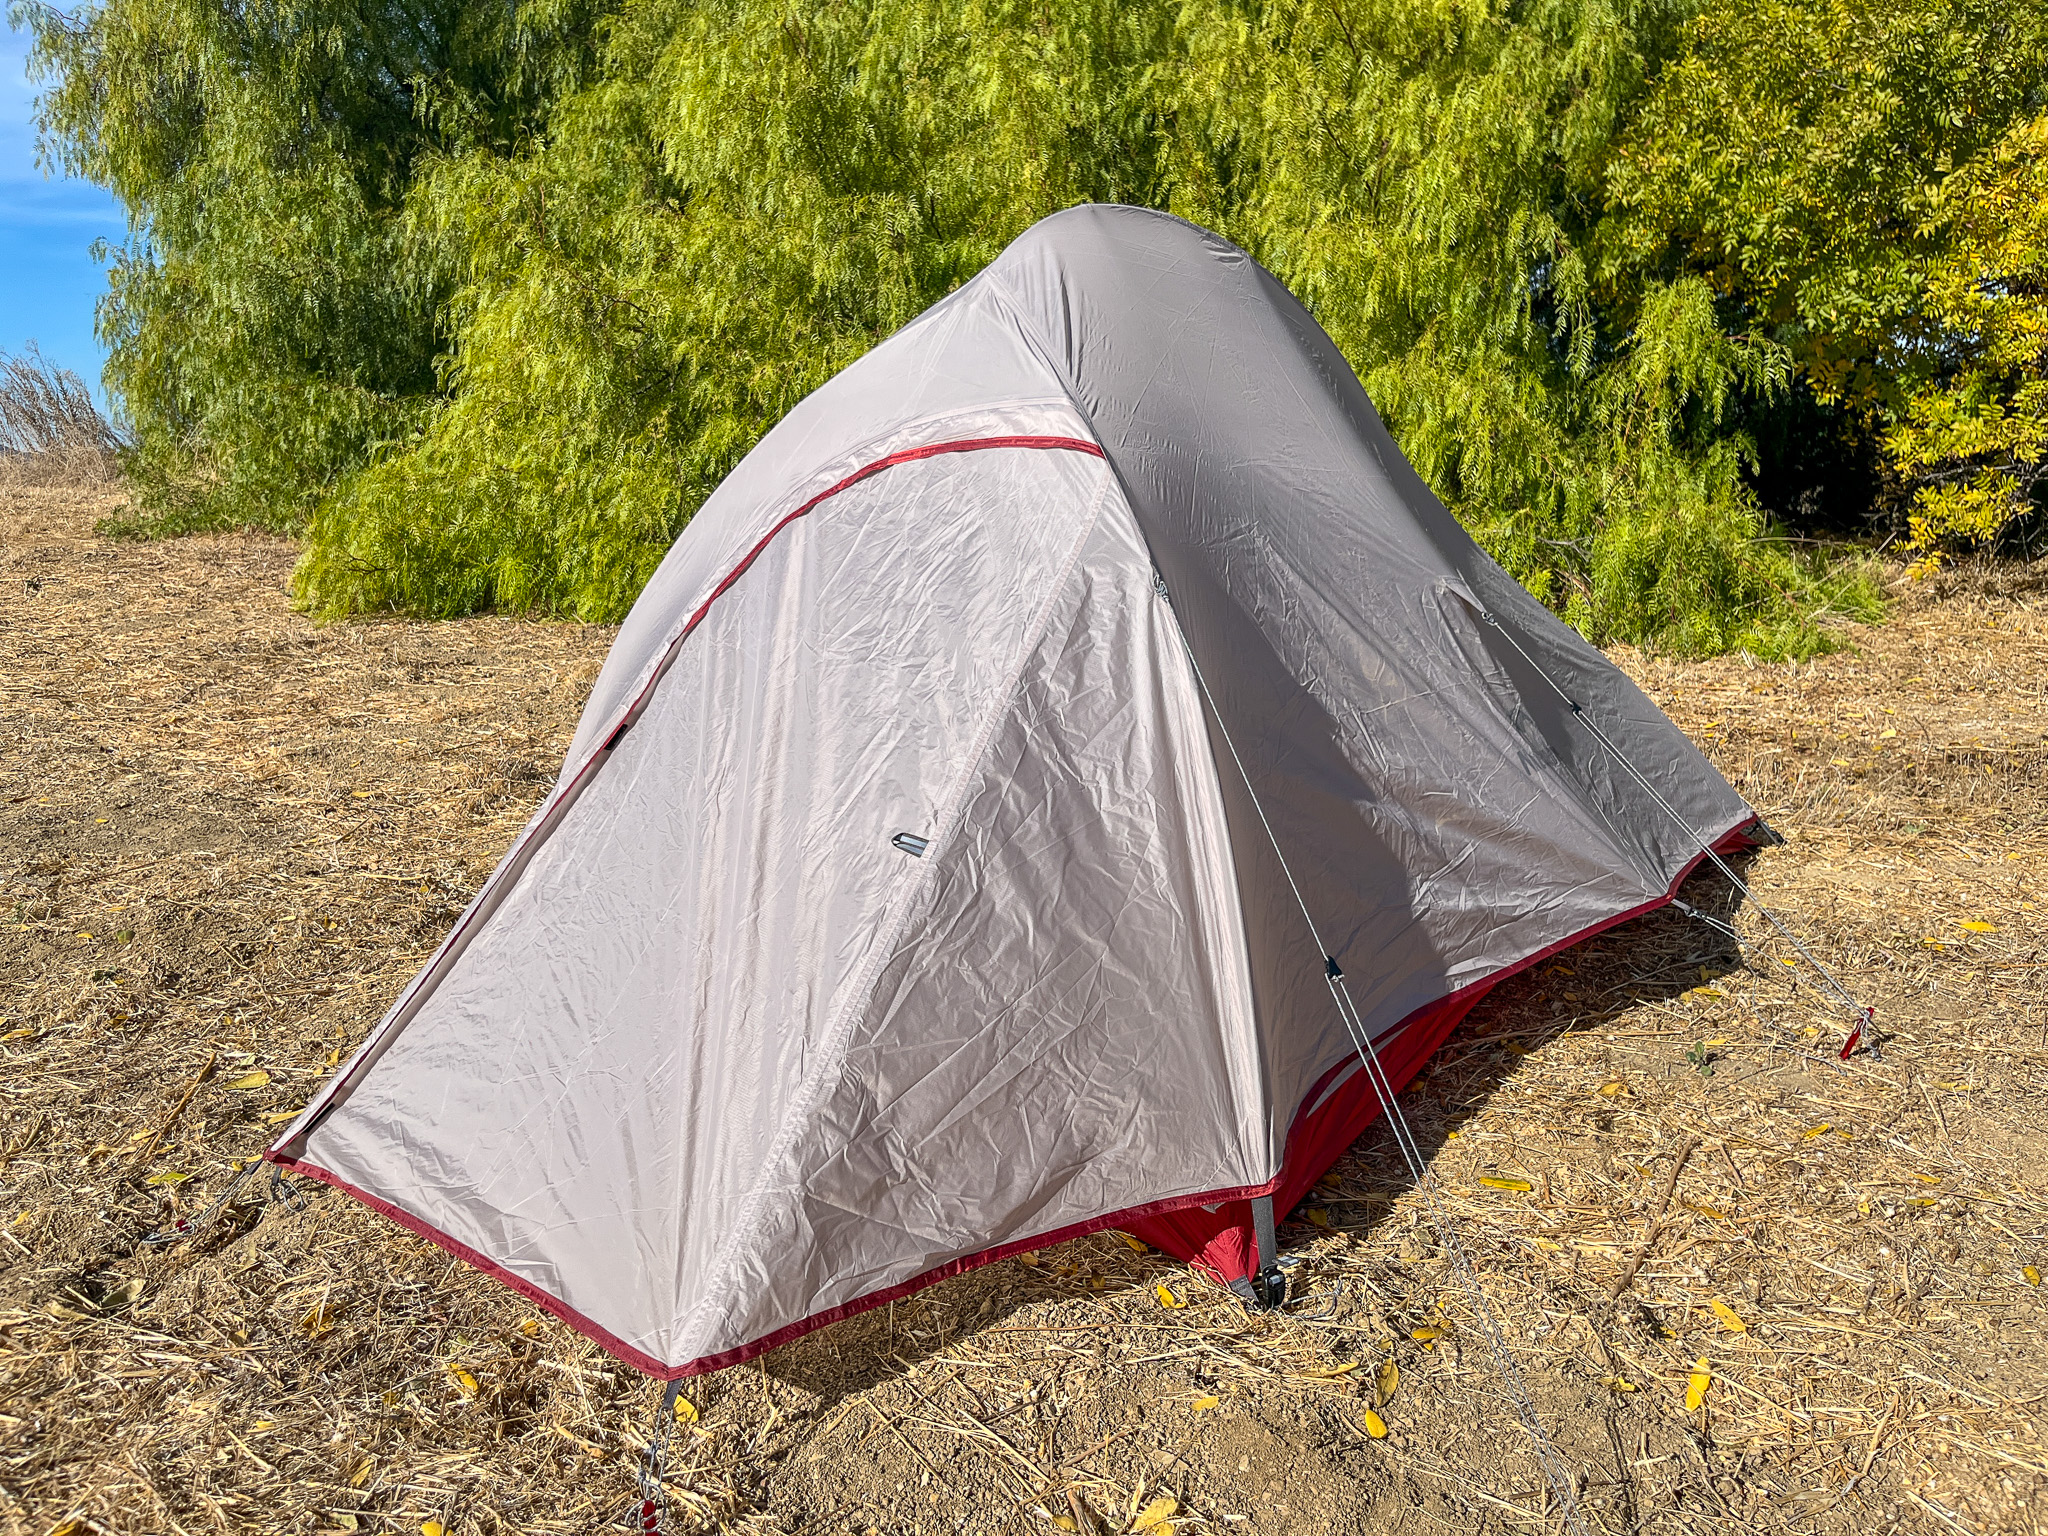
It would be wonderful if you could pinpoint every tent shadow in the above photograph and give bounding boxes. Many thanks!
[756,855,1752,1406]
[1278,852,1755,1250]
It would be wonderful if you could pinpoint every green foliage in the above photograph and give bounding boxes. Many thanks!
[15,0,606,534]
[45,0,2008,653]
[1890,115,2048,568]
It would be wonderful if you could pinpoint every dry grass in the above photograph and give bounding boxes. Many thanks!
[2,484,2044,1536]
[0,351,123,490]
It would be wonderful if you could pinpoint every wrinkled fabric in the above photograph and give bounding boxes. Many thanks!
[276,206,1751,1376]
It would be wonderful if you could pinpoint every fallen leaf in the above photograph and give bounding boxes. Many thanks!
[1155,1284,1186,1309]
[1598,1081,1624,1097]
[103,1277,144,1311]
[1190,1395,1220,1411]
[45,1300,93,1321]
[1018,1251,1040,1267]
[1363,1408,1388,1438]
[1409,1325,1444,1342]
[1120,1233,1148,1254]
[261,1108,305,1123]
[1685,1357,1711,1412]
[224,1070,271,1090]
[1801,1123,1832,1140]
[1052,1519,1079,1533]
[673,1395,699,1425]
[1960,920,1997,933]
[448,1365,479,1397]
[143,1169,191,1186]
[1302,1361,1358,1378]
[422,1523,445,1536]
[2024,1266,2041,1286]
[299,1300,340,1338]
[1131,1495,1178,1530]
[1305,1207,1331,1227]
[1375,1358,1399,1406]
[1606,1375,1637,1393]
[519,1318,541,1336]
[1709,1299,1747,1334]
[1479,1176,1532,1192]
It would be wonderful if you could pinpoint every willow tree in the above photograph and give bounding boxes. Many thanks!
[48,0,2045,650]
[15,0,605,531]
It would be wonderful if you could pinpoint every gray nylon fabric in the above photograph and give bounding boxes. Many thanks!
[278,206,1751,1374]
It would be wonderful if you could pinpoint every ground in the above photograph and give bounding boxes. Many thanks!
[1,481,2044,1536]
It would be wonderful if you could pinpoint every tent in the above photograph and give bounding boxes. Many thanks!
[269,205,1763,1379]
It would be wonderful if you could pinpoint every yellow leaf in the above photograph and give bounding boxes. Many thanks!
[1830,758,1852,767]
[1120,1233,1148,1254]
[144,1169,191,1186]
[1018,1251,1040,1267]
[422,1524,445,1536]
[1409,1326,1443,1342]
[673,1395,699,1425]
[261,1108,304,1123]
[1053,1519,1079,1533]
[1598,1081,1624,1097]
[1960,920,1997,933]
[448,1365,479,1397]
[1155,1283,1186,1309]
[1801,1123,1832,1140]
[225,1070,271,1090]
[2024,1266,2041,1286]
[1479,1176,1532,1192]
[1190,1395,1220,1411]
[1709,1300,1747,1334]
[1131,1495,1179,1530]
[1305,1207,1331,1227]
[519,1318,541,1335]
[1607,1376,1637,1393]
[1376,1358,1399,1406]
[1363,1408,1388,1438]
[1303,1361,1358,1378]
[1685,1357,1711,1412]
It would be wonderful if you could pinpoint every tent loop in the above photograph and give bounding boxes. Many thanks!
[1474,609,1874,1057]
[1159,578,1594,1536]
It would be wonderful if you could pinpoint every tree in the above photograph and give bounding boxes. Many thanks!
[1890,116,2048,568]
[56,0,2048,651]
[14,0,605,531]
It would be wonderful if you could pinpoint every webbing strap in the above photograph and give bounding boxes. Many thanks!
[1250,1193,1278,1273]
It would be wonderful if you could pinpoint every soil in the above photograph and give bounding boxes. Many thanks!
[2,482,2045,1536]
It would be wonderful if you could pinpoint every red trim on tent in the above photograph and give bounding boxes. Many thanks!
[678,436,1105,645]
[269,817,1766,1381]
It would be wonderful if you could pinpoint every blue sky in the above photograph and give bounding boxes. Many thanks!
[3,18,126,401]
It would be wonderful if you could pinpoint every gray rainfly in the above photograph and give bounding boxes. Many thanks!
[269,205,1764,1378]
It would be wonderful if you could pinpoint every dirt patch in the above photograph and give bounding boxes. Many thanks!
[2,489,2044,1535]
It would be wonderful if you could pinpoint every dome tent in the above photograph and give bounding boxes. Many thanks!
[268,205,1763,1379]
